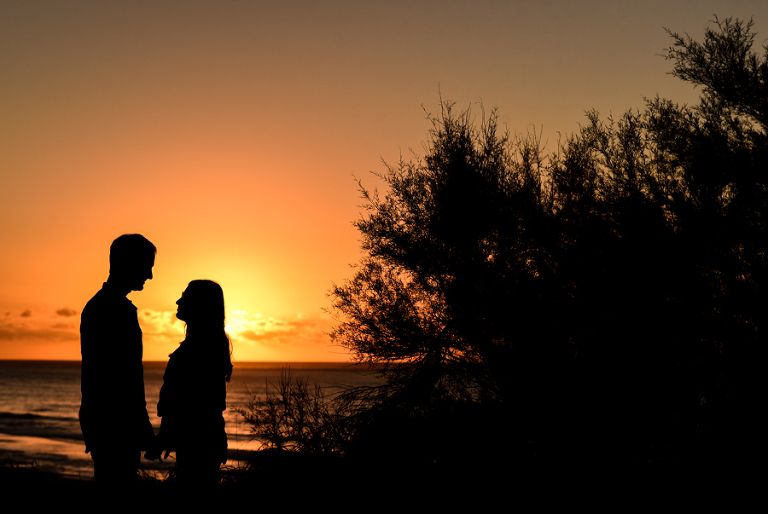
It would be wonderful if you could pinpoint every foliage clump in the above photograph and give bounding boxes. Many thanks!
[328,16,765,468]
[235,368,350,455]
[239,17,765,472]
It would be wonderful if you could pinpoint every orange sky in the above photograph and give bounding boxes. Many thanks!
[2,1,766,362]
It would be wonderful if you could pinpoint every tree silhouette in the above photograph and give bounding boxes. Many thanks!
[330,106,560,465]
[327,16,765,470]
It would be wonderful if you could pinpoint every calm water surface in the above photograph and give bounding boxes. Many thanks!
[0,360,382,479]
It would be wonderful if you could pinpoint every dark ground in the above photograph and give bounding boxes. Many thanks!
[3,450,758,509]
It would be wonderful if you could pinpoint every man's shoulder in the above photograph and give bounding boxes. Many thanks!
[82,288,109,316]
[82,285,135,321]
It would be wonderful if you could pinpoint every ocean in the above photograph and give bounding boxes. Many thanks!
[0,360,382,480]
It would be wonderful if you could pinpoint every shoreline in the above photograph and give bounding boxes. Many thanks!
[0,430,260,482]
[0,358,366,366]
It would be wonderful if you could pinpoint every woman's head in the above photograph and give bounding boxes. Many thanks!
[176,280,226,328]
[176,279,233,381]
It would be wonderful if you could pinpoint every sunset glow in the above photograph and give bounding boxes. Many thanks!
[2,0,766,361]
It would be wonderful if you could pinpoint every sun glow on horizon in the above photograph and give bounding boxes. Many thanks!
[0,306,349,363]
[3,1,766,361]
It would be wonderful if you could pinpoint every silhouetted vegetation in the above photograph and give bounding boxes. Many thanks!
[235,368,351,454]
[325,16,766,474]
[229,17,767,488]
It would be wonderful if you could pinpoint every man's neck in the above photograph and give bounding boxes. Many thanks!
[104,276,131,297]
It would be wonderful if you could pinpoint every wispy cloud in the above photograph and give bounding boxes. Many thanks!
[228,311,330,346]
[0,307,340,360]
[138,309,336,360]
[0,309,79,341]
[139,309,332,348]
[138,309,185,347]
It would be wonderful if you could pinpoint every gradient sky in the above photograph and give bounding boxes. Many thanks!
[2,0,766,361]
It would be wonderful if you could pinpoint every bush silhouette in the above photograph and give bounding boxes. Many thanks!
[327,16,765,471]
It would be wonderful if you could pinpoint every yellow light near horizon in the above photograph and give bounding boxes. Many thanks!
[225,310,262,338]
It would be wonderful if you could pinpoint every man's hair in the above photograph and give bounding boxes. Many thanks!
[109,234,156,272]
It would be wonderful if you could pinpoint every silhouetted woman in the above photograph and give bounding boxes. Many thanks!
[156,280,233,488]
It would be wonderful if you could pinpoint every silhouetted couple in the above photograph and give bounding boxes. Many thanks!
[79,234,233,492]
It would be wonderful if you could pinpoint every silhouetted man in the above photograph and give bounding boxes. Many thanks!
[79,234,157,486]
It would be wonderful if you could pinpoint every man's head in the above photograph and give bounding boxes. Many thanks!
[109,234,156,291]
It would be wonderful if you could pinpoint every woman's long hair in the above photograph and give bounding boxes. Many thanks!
[182,279,233,382]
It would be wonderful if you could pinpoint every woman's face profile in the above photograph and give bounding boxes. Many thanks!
[176,288,191,322]
[174,280,222,327]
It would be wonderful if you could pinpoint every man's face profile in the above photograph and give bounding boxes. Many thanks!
[126,255,155,291]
